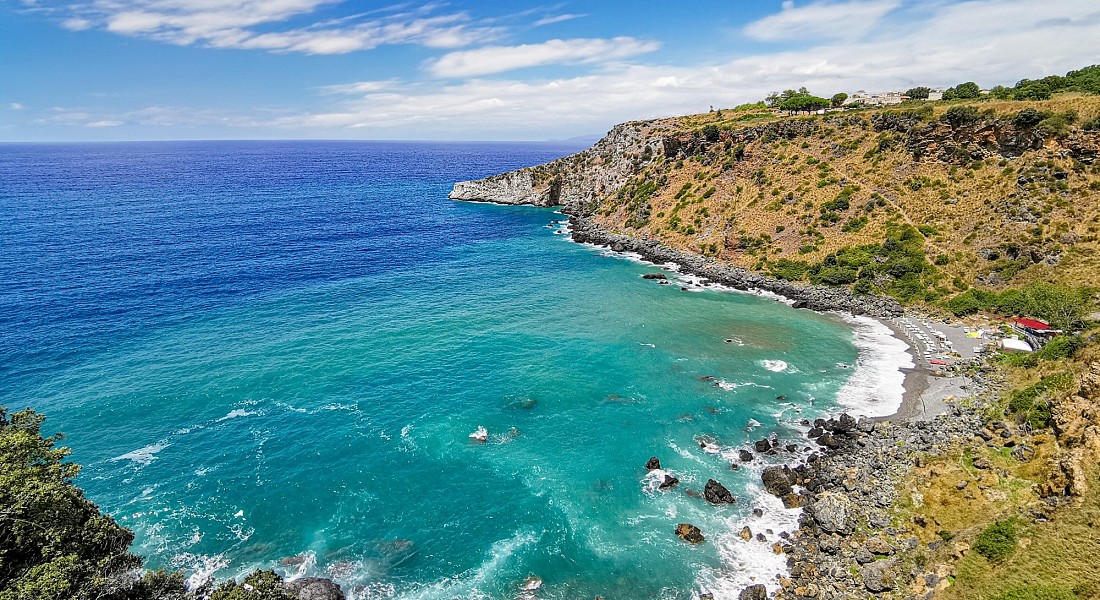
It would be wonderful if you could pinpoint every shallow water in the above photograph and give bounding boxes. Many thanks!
[1,141,882,599]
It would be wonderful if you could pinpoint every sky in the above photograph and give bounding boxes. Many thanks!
[2,0,1099,141]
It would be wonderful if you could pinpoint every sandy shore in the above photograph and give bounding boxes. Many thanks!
[877,316,983,423]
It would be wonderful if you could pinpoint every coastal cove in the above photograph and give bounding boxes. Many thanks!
[0,141,924,599]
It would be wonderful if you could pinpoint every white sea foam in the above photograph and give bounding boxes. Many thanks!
[113,442,168,466]
[760,359,788,372]
[835,315,914,417]
[217,409,257,422]
[176,553,229,591]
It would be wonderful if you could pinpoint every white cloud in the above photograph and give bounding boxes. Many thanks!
[87,120,124,127]
[427,36,661,78]
[744,0,902,41]
[9,102,25,110]
[56,1,497,54]
[533,13,586,27]
[319,80,398,94]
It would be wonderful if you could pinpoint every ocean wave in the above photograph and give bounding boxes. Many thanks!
[217,409,257,422]
[760,359,788,372]
[836,315,914,417]
[113,442,169,466]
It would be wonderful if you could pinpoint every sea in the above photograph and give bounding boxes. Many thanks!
[0,141,910,599]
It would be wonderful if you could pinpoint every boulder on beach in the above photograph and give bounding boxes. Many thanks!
[286,577,345,600]
[675,523,705,544]
[812,492,855,534]
[645,456,661,470]
[703,479,736,504]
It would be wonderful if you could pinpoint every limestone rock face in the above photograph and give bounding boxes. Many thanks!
[449,122,663,210]
[286,577,346,600]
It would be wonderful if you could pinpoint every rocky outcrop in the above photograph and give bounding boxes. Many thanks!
[449,121,663,210]
[675,523,705,543]
[569,216,903,318]
[286,577,346,600]
[703,479,736,504]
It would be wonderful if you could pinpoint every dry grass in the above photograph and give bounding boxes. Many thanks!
[592,95,1100,294]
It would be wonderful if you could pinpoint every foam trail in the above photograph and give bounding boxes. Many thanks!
[113,442,168,466]
[836,315,914,417]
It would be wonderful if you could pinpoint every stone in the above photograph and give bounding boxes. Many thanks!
[762,466,795,498]
[752,508,764,517]
[739,526,752,541]
[739,584,768,600]
[285,577,346,600]
[812,492,855,534]
[675,523,705,543]
[862,560,897,592]
[658,474,679,489]
[754,439,772,452]
[739,449,754,462]
[641,272,667,280]
[865,537,894,555]
[704,479,737,504]
[645,456,661,470]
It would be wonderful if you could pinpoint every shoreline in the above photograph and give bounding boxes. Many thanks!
[563,213,957,424]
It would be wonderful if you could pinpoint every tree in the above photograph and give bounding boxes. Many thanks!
[830,92,848,107]
[1023,282,1094,331]
[1012,80,1052,100]
[0,406,190,599]
[780,94,830,114]
[765,91,781,107]
[904,86,931,100]
[988,85,1014,100]
[943,81,981,100]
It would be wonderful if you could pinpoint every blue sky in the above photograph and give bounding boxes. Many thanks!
[2,0,1099,141]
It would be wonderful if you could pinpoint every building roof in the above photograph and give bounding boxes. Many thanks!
[1015,317,1052,330]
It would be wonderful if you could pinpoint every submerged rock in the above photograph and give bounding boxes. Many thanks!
[641,272,667,280]
[645,456,661,471]
[703,479,736,504]
[675,523,705,544]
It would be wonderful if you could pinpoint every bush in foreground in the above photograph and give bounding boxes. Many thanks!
[974,519,1019,562]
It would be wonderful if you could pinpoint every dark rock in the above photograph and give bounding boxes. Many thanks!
[739,449,754,462]
[807,426,824,438]
[754,439,772,453]
[755,533,767,542]
[785,444,798,453]
[676,523,705,543]
[762,466,795,498]
[286,577,346,600]
[641,272,667,280]
[739,584,768,600]
[753,508,764,517]
[704,479,737,504]
[645,456,661,471]
[658,474,679,490]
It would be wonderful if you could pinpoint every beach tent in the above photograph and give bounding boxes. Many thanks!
[1001,338,1033,352]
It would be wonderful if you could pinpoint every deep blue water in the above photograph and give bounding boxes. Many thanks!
[0,141,866,600]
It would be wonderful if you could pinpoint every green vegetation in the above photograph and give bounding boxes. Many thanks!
[1006,372,1074,429]
[990,587,1078,600]
[973,519,1019,562]
[904,86,932,100]
[943,81,982,100]
[0,404,327,600]
[945,283,1094,330]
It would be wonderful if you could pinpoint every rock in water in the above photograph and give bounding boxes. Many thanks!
[703,479,736,504]
[739,526,752,541]
[754,439,772,452]
[658,474,680,490]
[739,584,768,600]
[286,577,345,600]
[641,272,667,280]
[761,466,794,497]
[675,523,705,544]
[645,456,661,470]
[738,449,754,462]
[520,576,543,591]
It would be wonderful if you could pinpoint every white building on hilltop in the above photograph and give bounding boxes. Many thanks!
[843,90,907,107]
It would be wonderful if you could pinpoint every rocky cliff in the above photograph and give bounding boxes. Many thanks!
[449,121,664,208]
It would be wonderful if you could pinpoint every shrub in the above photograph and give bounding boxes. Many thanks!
[702,124,721,143]
[974,519,1018,561]
[1035,334,1085,361]
[1007,372,1074,429]
[1013,108,1049,128]
[941,105,981,127]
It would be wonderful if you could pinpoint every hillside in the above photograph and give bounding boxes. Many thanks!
[451,95,1100,310]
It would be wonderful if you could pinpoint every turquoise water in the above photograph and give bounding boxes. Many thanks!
[0,142,862,599]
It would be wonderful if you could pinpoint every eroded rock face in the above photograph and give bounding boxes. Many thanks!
[738,583,768,600]
[286,577,346,600]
